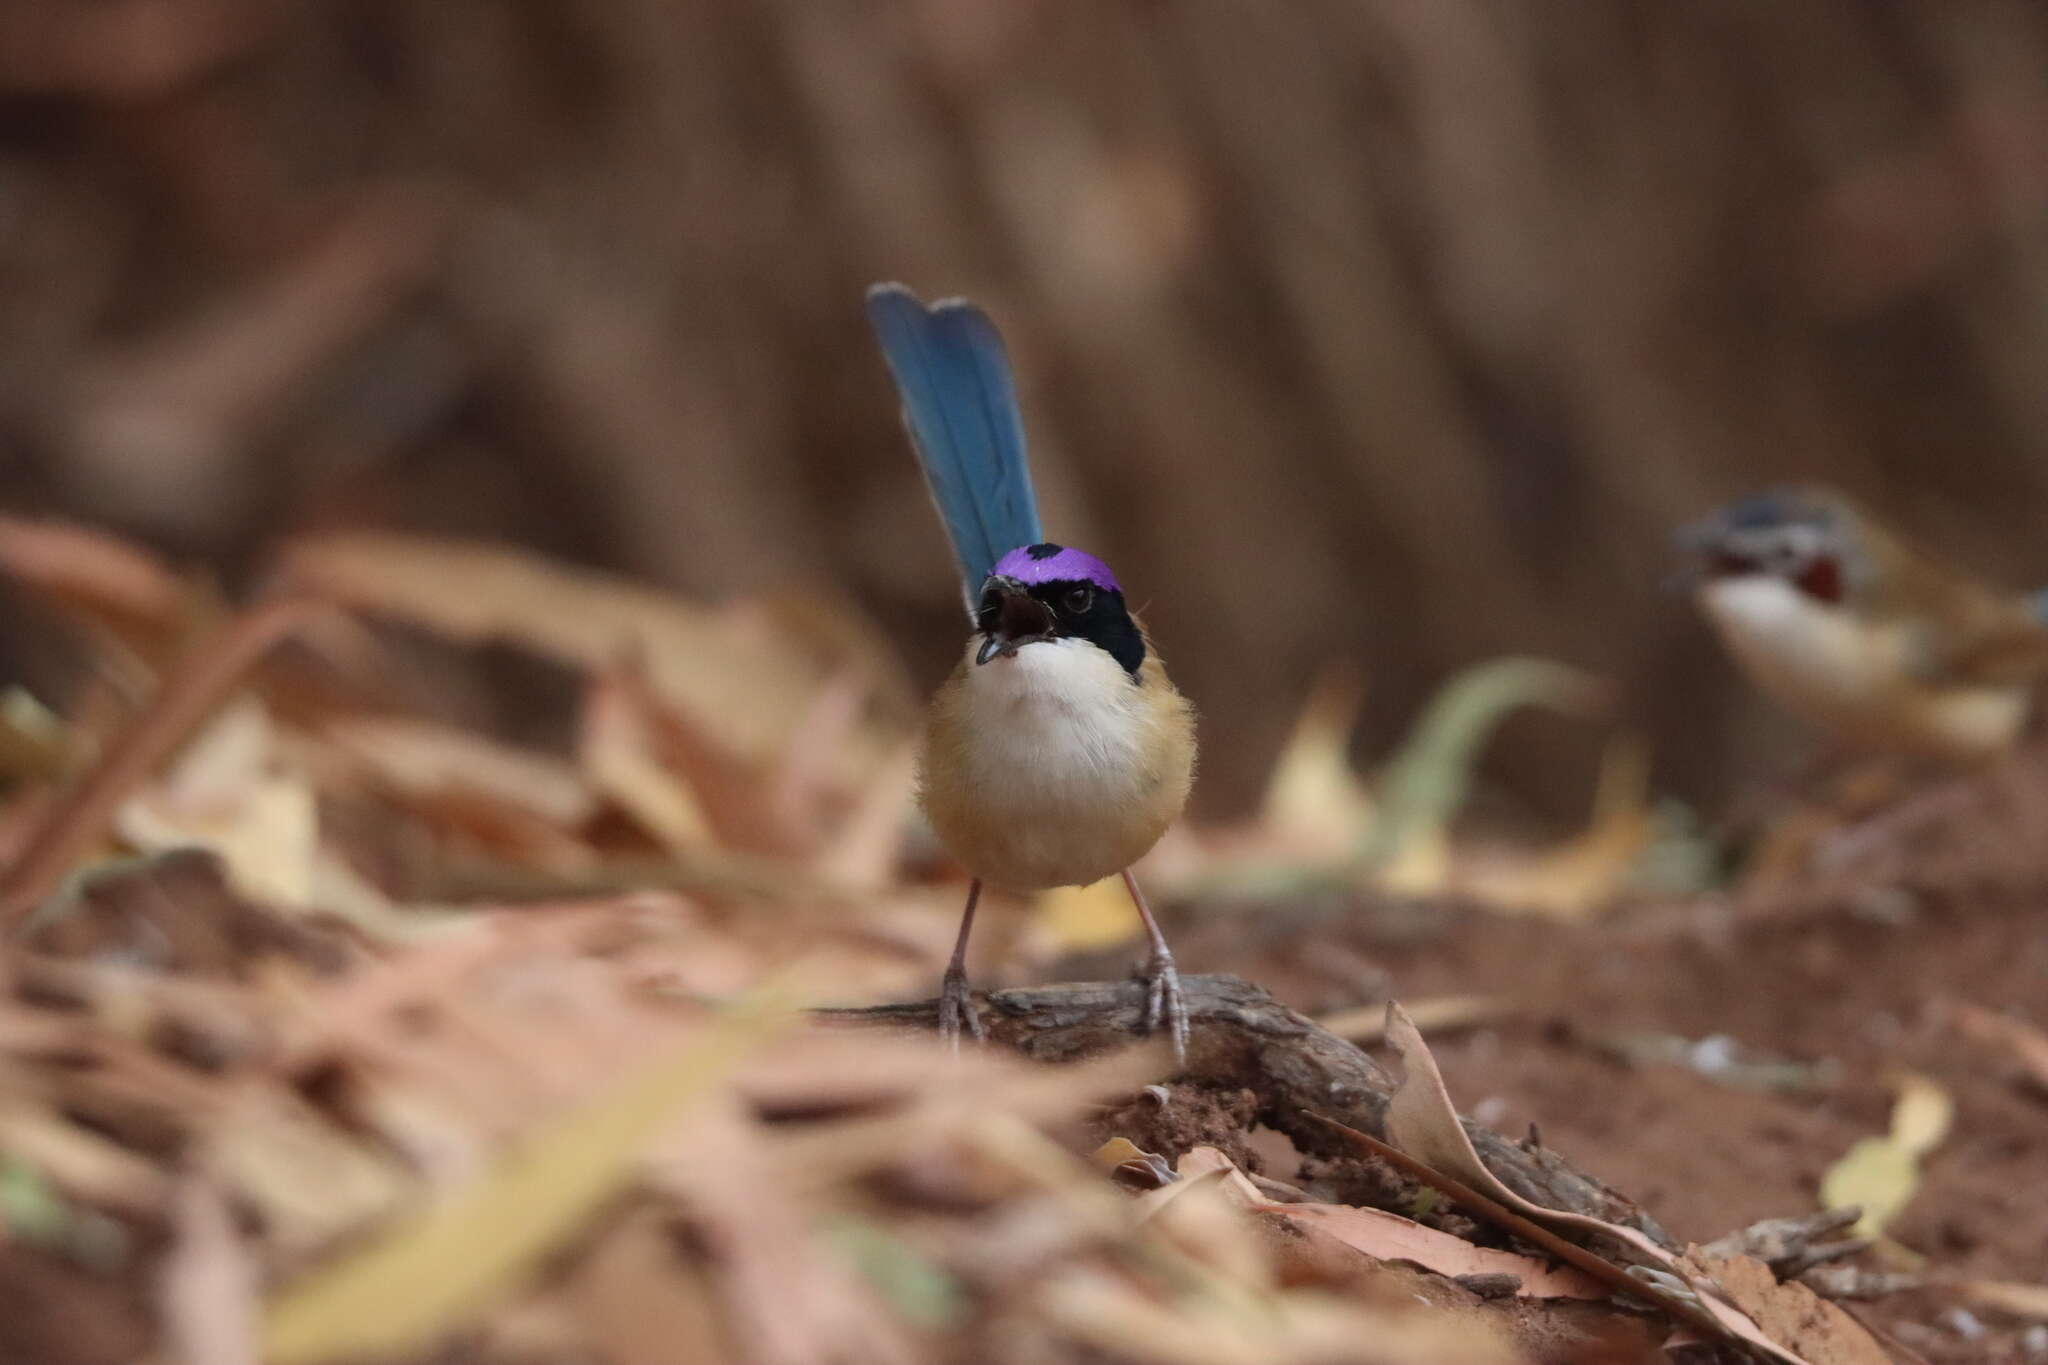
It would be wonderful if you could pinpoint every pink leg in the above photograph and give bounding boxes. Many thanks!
[1122,870,1188,1063]
[937,879,986,1049]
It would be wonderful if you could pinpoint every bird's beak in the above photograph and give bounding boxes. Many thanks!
[1665,516,1724,593]
[976,579,1055,665]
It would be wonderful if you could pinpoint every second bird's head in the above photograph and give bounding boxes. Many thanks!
[1676,486,1858,606]
[974,543,1145,680]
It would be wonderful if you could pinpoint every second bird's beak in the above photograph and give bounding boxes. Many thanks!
[976,579,1055,665]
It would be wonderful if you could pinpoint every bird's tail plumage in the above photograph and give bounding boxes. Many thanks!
[865,283,1043,610]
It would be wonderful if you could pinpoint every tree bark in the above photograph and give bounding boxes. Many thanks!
[817,972,1671,1247]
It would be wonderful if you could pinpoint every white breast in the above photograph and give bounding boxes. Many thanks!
[1699,576,2027,757]
[956,637,1153,811]
[923,635,1179,890]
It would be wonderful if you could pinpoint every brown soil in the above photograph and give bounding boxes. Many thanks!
[1095,874,2048,1362]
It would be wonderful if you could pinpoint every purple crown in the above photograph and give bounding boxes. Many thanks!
[989,543,1120,593]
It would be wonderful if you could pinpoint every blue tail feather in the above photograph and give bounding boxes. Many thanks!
[866,283,1043,608]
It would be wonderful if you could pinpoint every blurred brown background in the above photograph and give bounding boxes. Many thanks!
[7,0,2048,818]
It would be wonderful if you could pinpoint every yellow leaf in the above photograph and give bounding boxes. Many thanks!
[1818,1073,1952,1240]
[1889,1073,1953,1160]
[261,991,790,1364]
[1092,1137,1149,1170]
[1459,735,1657,919]
[0,687,69,781]
[1259,666,1373,857]
[1034,877,1138,953]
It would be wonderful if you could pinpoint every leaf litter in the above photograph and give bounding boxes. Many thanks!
[0,517,2038,1363]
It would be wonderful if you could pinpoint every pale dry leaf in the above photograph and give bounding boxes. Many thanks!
[1263,1202,1608,1300]
[0,514,190,646]
[1139,1167,1270,1287]
[1678,1250,1892,1365]
[647,1101,918,1365]
[114,696,318,907]
[1953,1279,2048,1320]
[1037,1260,1515,1365]
[281,533,899,776]
[1456,735,1655,919]
[559,1210,727,1365]
[261,991,788,1364]
[1314,993,1512,1044]
[578,665,713,851]
[0,688,70,782]
[160,1177,260,1365]
[1260,665,1374,858]
[321,716,596,829]
[1380,1001,1819,1364]
[212,1089,412,1258]
[811,738,917,890]
[0,1104,170,1215]
[1941,1000,2048,1090]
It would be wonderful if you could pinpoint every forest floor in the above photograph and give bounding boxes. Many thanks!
[0,522,2044,1365]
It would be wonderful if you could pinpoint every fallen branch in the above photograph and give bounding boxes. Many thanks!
[818,972,1669,1244]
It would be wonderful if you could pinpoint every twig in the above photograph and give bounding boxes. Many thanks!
[0,596,330,932]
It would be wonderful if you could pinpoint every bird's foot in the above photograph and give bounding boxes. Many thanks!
[937,965,986,1051]
[1136,947,1190,1065]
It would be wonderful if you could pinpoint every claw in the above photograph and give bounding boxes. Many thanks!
[1137,948,1189,1065]
[937,965,985,1052]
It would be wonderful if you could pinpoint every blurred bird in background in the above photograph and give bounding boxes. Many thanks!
[866,284,1198,1056]
[1678,485,2048,763]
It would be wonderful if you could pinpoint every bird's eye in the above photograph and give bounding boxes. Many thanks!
[1063,586,1094,615]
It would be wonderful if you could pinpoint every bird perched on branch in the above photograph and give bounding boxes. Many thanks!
[865,283,1197,1056]
[1678,485,2048,761]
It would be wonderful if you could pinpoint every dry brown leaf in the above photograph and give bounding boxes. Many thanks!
[1941,1000,2048,1090]
[602,652,807,856]
[647,1101,918,1365]
[0,514,191,652]
[262,991,787,1364]
[0,1105,170,1215]
[1379,1001,1824,1365]
[558,1210,728,1365]
[578,665,714,852]
[280,533,899,775]
[112,696,319,908]
[1678,1250,1892,1365]
[1036,1259,1515,1365]
[320,716,596,829]
[1262,1202,1608,1300]
[213,1089,412,1258]
[1953,1278,2048,1320]
[1138,1166,1272,1288]
[811,738,917,890]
